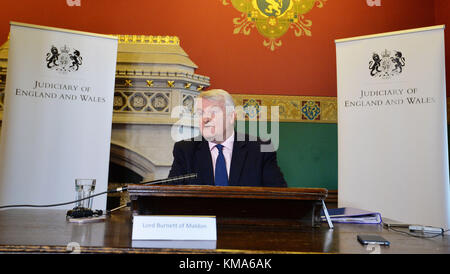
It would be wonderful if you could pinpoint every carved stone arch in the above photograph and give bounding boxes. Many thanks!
[109,142,156,181]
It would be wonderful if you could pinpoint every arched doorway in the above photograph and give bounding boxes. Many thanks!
[107,143,156,209]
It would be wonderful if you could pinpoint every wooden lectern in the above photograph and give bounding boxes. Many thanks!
[128,185,328,227]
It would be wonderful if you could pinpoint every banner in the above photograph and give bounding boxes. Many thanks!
[0,22,118,210]
[336,25,450,229]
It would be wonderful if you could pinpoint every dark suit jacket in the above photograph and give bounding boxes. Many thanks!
[168,133,287,187]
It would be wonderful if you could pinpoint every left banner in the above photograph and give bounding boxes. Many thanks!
[0,22,118,210]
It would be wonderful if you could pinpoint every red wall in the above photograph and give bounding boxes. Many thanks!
[0,0,441,96]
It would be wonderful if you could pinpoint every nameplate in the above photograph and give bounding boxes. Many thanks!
[132,215,217,241]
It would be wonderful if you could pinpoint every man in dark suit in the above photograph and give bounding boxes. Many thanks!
[168,89,287,187]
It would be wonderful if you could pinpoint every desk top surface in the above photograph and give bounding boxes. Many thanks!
[0,209,448,254]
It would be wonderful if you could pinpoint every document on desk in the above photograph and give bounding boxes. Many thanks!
[320,207,382,224]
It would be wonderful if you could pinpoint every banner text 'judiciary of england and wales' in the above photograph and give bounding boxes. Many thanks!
[14,80,106,103]
[343,87,436,108]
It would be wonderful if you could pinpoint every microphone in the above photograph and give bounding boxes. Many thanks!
[140,173,197,186]
[113,173,198,193]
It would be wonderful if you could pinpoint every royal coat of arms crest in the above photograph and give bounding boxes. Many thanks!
[222,0,327,51]
[46,45,83,73]
[369,49,406,79]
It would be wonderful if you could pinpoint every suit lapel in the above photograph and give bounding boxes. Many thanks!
[194,139,214,185]
[229,134,248,186]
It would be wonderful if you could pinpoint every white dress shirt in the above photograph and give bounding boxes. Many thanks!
[208,132,234,179]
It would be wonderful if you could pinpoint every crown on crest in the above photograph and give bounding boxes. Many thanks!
[60,45,70,54]
[381,49,391,58]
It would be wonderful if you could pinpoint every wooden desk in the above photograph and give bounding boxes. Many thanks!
[128,185,328,227]
[0,209,448,254]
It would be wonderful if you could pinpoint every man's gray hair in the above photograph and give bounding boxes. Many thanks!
[197,89,235,112]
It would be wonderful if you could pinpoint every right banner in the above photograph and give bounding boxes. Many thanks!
[336,25,450,229]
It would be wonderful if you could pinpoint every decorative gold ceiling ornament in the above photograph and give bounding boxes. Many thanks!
[222,0,327,51]
[167,80,175,88]
[112,35,180,45]
[124,79,133,87]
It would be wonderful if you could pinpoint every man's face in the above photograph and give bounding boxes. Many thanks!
[196,97,234,143]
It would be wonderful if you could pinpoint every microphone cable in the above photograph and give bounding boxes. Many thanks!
[0,189,113,210]
[0,173,197,210]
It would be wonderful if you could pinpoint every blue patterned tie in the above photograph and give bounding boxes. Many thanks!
[214,144,228,186]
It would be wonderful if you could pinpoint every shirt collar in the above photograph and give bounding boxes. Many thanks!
[208,132,235,152]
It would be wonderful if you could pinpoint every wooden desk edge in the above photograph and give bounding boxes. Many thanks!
[0,244,327,254]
